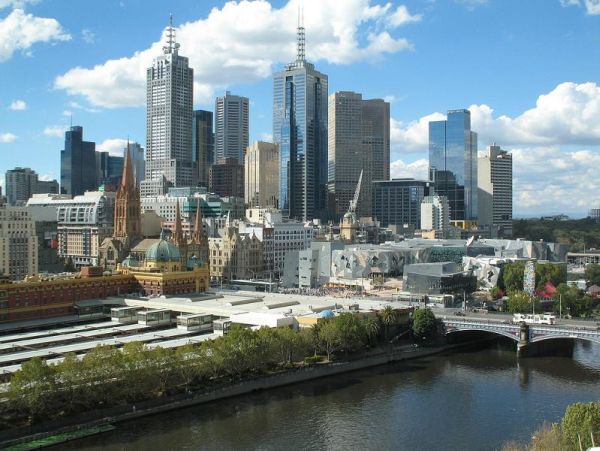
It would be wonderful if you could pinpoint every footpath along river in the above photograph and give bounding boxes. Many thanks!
[58,340,600,451]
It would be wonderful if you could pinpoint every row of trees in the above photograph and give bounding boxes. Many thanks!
[501,262,566,294]
[3,307,438,427]
[503,284,599,317]
[512,218,600,252]
[503,402,600,450]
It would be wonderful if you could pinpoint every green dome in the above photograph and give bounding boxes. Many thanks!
[121,255,139,268]
[146,239,181,262]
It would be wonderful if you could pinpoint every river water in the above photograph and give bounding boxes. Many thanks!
[60,341,600,451]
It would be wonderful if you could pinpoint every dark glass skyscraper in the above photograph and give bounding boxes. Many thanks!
[273,23,328,221]
[192,110,214,188]
[60,125,97,196]
[428,109,478,221]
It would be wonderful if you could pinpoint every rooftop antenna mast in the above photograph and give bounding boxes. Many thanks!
[163,13,180,55]
[296,5,305,62]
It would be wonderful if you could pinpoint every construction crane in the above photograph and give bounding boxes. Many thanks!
[348,170,363,215]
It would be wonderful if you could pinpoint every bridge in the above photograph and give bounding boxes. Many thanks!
[440,316,600,355]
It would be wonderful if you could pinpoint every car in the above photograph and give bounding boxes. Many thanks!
[454,311,467,316]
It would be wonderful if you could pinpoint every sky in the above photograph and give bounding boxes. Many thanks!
[0,0,599,217]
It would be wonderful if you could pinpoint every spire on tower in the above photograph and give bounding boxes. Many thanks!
[121,143,134,190]
[192,199,205,244]
[173,198,183,245]
[163,13,181,55]
[296,6,305,62]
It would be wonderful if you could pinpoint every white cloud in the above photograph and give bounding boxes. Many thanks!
[390,112,446,153]
[0,0,38,9]
[43,125,67,137]
[0,132,17,143]
[391,82,600,152]
[560,0,600,14]
[387,5,422,26]
[390,158,429,180]
[55,0,420,108]
[455,0,489,8]
[97,138,127,157]
[9,99,26,110]
[38,173,55,182]
[0,9,71,62]
[259,133,274,142]
[81,28,95,44]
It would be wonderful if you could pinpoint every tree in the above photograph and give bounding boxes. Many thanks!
[561,402,600,450]
[535,263,565,290]
[316,320,343,361]
[364,316,381,346]
[9,357,59,421]
[502,262,525,293]
[585,263,600,287]
[378,305,399,341]
[412,308,437,341]
[506,291,539,313]
[64,256,76,273]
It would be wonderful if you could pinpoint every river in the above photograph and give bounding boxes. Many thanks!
[58,340,600,451]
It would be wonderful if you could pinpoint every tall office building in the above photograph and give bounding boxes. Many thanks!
[215,92,249,163]
[328,91,390,218]
[60,125,97,196]
[192,110,214,187]
[273,21,328,221]
[142,17,195,197]
[5,168,58,205]
[372,179,433,230]
[478,144,513,237]
[0,206,38,280]
[421,194,451,237]
[209,158,244,199]
[429,109,478,223]
[245,141,279,208]
[95,152,124,187]
[128,142,145,189]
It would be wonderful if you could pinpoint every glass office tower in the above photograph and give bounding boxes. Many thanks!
[428,109,478,221]
[60,125,97,196]
[273,23,328,221]
[192,110,214,187]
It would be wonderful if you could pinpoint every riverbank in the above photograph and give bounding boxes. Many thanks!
[0,340,484,449]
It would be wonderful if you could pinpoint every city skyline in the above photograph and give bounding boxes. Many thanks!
[1,0,600,216]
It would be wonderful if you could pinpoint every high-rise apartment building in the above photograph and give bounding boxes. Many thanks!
[478,144,513,237]
[372,179,433,229]
[209,158,244,199]
[192,110,214,187]
[5,167,58,205]
[429,109,478,222]
[215,92,249,163]
[245,141,279,208]
[328,91,390,218]
[421,194,450,236]
[0,206,38,280]
[60,125,97,196]
[142,18,195,197]
[273,22,328,221]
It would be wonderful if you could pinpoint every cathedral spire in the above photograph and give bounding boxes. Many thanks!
[121,143,134,190]
[192,199,204,244]
[173,198,183,245]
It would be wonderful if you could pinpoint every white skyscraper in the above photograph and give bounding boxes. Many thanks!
[478,144,513,237]
[421,194,450,236]
[142,16,195,197]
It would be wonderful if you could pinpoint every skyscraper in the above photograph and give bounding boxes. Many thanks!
[128,142,145,189]
[273,20,328,221]
[5,167,58,205]
[327,91,390,218]
[245,141,279,208]
[214,92,249,163]
[478,144,513,237]
[192,110,214,187]
[60,125,97,196]
[142,16,195,197]
[429,109,478,222]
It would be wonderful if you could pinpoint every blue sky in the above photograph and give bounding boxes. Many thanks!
[1,0,599,216]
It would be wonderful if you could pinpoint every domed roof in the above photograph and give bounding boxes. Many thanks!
[319,309,335,318]
[121,255,139,268]
[146,239,181,262]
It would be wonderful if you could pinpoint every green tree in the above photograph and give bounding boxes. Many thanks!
[64,256,76,272]
[585,263,600,287]
[81,345,124,406]
[535,263,566,290]
[363,316,381,346]
[378,305,399,341]
[316,319,343,361]
[174,343,206,391]
[561,402,600,450]
[502,262,525,292]
[412,308,437,341]
[9,357,59,421]
[506,291,539,313]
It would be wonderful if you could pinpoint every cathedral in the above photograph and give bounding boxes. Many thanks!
[99,146,209,274]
